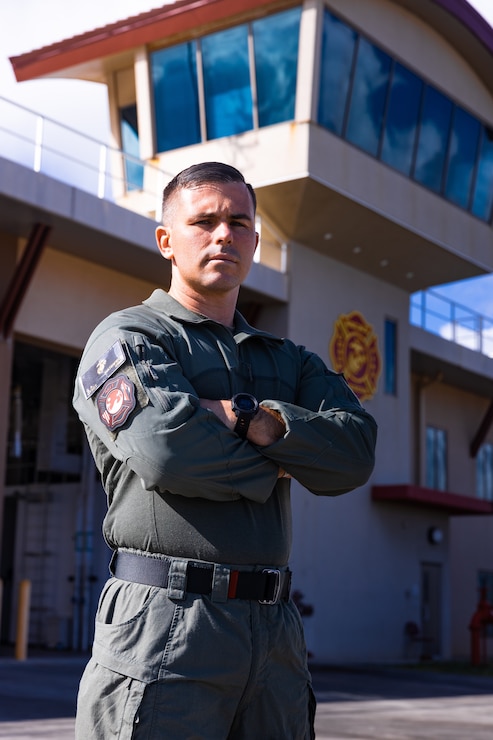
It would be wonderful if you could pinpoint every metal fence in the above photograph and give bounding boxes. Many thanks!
[0,94,170,219]
[1,95,490,349]
[410,289,493,358]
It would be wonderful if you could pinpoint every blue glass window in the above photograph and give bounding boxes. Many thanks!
[151,43,200,152]
[381,64,423,175]
[202,25,253,139]
[445,106,481,208]
[253,7,301,127]
[345,38,392,156]
[426,426,447,490]
[476,444,493,500]
[317,8,492,221]
[120,104,144,191]
[472,127,493,221]
[384,319,397,395]
[413,86,452,193]
[318,12,356,135]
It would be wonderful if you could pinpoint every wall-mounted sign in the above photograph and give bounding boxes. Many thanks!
[329,311,381,401]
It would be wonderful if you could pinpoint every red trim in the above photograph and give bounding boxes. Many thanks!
[9,0,281,82]
[9,0,493,84]
[228,570,239,598]
[372,484,493,515]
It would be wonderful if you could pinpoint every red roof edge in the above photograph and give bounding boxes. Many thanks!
[9,0,277,82]
[372,484,493,515]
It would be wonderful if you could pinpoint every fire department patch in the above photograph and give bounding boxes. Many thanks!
[329,311,381,401]
[97,374,136,430]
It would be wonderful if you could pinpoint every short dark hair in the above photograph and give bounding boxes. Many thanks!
[161,162,257,222]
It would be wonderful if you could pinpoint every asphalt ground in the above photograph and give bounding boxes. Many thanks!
[0,653,493,739]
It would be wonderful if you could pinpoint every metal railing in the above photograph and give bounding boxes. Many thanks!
[0,94,170,220]
[0,95,288,272]
[410,289,493,358]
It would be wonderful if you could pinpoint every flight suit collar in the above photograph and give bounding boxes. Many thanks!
[143,289,283,344]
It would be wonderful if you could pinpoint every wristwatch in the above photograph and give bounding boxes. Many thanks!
[231,393,259,438]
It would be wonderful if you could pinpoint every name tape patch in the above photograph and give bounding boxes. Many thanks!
[81,340,126,399]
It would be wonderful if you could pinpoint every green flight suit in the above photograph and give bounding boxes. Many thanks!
[73,289,377,739]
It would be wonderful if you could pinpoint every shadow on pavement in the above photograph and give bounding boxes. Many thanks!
[310,663,493,701]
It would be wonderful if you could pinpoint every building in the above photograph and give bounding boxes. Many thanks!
[2,0,493,662]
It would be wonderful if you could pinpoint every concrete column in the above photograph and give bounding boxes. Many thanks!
[0,336,14,537]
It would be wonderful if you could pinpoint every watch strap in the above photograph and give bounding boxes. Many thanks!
[234,414,251,438]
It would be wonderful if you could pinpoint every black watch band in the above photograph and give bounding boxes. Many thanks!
[231,393,259,439]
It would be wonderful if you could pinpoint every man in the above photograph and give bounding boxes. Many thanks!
[73,162,377,739]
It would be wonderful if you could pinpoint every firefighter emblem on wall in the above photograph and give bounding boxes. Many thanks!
[329,311,381,401]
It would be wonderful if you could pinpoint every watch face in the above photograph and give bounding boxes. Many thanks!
[236,394,256,412]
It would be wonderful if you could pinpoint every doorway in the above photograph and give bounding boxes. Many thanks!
[421,561,442,658]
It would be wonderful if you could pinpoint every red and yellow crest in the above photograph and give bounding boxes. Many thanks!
[329,311,381,401]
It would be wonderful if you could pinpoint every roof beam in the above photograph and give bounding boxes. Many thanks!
[0,222,51,340]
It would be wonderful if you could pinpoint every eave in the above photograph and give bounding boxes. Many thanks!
[8,1,493,96]
[9,0,294,83]
[372,484,493,515]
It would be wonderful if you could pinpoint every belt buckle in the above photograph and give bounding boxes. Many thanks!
[259,568,282,605]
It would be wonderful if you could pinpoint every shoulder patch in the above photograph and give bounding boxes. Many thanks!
[97,374,136,430]
[80,340,126,399]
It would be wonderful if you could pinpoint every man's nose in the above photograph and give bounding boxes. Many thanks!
[215,222,233,243]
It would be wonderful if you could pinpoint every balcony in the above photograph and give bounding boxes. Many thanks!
[410,289,493,359]
[0,95,287,274]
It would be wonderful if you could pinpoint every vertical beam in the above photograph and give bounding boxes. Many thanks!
[295,0,323,123]
[0,337,13,541]
[470,400,493,458]
[134,46,156,161]
[0,222,51,340]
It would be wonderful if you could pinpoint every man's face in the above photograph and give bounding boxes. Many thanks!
[156,181,258,298]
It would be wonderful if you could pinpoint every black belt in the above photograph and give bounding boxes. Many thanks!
[111,550,291,604]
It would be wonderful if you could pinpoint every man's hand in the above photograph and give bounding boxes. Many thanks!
[247,406,285,446]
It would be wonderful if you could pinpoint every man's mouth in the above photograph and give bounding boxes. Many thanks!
[210,252,238,263]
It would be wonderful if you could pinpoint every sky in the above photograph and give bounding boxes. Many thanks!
[1,0,493,320]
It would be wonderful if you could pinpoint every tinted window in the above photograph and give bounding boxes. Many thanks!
[152,43,200,152]
[318,12,356,135]
[381,64,423,175]
[202,25,253,139]
[472,127,493,221]
[384,319,397,395]
[345,38,392,156]
[253,7,301,127]
[445,106,480,208]
[120,104,143,190]
[413,86,452,192]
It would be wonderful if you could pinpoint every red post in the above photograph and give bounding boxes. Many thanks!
[469,587,493,666]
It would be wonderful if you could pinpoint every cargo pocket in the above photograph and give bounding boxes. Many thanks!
[92,577,179,683]
[76,658,147,740]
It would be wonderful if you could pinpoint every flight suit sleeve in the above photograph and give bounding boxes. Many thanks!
[73,319,279,504]
[257,348,377,495]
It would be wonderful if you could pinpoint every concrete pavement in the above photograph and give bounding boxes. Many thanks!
[0,653,493,738]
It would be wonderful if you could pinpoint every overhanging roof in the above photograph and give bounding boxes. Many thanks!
[9,0,493,97]
[0,157,287,307]
[372,484,493,514]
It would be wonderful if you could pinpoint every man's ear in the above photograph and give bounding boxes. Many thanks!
[155,226,173,261]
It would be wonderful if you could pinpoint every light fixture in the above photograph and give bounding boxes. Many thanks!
[428,526,443,545]
[380,259,389,267]
[324,232,333,240]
